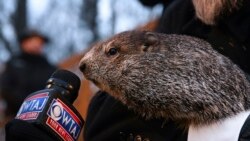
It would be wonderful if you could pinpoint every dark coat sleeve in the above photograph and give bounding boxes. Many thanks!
[5,119,56,141]
[84,91,187,141]
[0,60,24,117]
[138,0,164,7]
[239,115,250,141]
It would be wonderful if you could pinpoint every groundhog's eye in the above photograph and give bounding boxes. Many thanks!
[107,48,118,56]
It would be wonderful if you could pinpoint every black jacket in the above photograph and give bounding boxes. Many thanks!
[84,91,187,141]
[0,53,56,116]
[240,115,250,141]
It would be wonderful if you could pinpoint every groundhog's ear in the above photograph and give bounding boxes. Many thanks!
[142,32,158,52]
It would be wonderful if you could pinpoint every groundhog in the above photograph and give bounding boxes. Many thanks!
[79,30,250,127]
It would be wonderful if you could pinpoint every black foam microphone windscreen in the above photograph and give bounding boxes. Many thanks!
[8,69,84,141]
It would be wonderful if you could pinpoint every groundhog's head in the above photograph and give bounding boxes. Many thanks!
[80,31,250,126]
[79,31,161,92]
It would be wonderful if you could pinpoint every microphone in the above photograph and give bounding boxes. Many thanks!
[13,69,84,141]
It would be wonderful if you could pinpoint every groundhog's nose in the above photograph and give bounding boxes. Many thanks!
[79,63,86,72]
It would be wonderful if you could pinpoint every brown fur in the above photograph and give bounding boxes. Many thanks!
[79,31,250,127]
[192,0,239,25]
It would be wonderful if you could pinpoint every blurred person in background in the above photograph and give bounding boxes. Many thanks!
[0,29,57,120]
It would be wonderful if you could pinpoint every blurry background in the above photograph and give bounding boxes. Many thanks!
[0,0,162,64]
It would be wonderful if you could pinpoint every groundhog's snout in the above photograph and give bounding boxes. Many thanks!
[79,55,88,73]
[79,62,86,72]
[79,49,95,73]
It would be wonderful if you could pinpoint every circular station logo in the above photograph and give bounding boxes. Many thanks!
[49,101,63,121]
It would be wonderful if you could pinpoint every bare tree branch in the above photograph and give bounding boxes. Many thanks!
[81,0,98,42]
[12,0,27,37]
[0,25,12,54]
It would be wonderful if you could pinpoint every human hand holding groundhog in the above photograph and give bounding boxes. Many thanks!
[79,31,250,129]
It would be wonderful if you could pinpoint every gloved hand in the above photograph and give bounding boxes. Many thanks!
[5,119,56,141]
